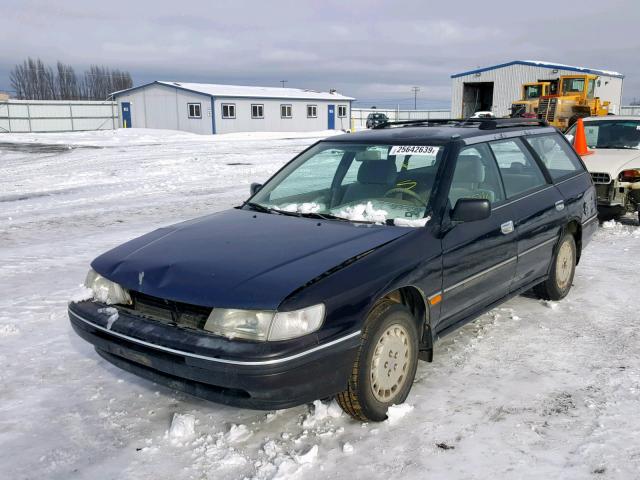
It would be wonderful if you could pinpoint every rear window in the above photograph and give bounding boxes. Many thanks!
[525,134,584,180]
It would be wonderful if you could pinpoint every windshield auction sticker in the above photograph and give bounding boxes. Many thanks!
[389,145,440,155]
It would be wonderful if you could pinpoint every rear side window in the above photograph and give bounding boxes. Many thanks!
[525,134,584,180]
[489,139,547,198]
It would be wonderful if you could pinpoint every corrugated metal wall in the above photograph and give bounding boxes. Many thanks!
[451,65,624,118]
[0,100,117,133]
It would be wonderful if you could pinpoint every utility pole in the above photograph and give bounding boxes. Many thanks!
[280,80,288,88]
[411,86,420,110]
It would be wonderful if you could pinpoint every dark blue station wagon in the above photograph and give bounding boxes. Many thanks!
[69,118,598,421]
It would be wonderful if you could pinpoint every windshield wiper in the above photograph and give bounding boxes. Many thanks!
[296,211,352,221]
[244,202,283,215]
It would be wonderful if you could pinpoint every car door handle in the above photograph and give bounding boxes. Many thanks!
[555,200,565,211]
[501,221,514,235]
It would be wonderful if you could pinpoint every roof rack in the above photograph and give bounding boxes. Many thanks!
[373,117,548,130]
[372,119,455,129]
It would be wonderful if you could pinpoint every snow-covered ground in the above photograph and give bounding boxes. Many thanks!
[1,128,639,480]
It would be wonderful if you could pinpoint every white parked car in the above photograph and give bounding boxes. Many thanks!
[565,116,640,222]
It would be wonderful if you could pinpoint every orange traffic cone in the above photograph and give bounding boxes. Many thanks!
[573,118,593,156]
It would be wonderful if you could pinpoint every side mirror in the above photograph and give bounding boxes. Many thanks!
[451,198,491,223]
[250,183,262,196]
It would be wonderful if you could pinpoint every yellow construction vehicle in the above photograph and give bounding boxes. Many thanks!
[510,81,553,118]
[536,74,610,130]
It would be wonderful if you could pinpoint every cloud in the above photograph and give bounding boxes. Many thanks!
[1,0,639,106]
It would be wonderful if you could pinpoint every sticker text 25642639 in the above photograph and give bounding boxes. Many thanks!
[389,145,440,156]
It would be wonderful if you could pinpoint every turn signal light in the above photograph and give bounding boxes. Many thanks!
[619,169,640,182]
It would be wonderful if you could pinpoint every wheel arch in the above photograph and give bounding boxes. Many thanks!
[373,285,434,362]
[566,219,582,264]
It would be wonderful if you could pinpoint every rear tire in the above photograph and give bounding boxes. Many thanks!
[336,301,419,422]
[533,233,576,301]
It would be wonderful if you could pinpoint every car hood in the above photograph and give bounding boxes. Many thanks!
[581,149,640,177]
[92,208,411,310]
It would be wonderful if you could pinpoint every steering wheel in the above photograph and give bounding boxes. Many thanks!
[383,187,428,207]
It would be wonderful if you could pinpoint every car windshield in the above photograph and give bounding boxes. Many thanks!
[370,114,386,119]
[566,120,640,149]
[248,142,445,223]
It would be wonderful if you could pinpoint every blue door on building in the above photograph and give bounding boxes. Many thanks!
[121,102,132,128]
[327,104,335,129]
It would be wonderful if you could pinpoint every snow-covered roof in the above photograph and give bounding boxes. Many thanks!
[112,81,355,101]
[451,60,624,79]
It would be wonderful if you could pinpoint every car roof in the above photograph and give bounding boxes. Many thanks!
[583,116,640,122]
[330,121,557,144]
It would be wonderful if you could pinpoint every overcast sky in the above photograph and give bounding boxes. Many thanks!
[2,0,639,108]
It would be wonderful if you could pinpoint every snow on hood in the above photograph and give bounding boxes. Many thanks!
[581,149,640,177]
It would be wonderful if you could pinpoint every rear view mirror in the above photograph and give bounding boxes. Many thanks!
[451,198,491,223]
[250,183,262,196]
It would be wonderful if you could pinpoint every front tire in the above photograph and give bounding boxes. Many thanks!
[533,233,576,301]
[337,301,419,422]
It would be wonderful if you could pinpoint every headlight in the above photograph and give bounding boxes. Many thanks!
[203,304,325,342]
[84,269,132,305]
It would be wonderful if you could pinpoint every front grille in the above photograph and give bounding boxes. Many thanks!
[537,98,557,122]
[591,172,611,184]
[125,291,212,330]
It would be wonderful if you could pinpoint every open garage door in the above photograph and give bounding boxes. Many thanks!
[462,82,494,118]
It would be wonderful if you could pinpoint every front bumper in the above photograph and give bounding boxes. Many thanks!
[69,301,360,409]
[594,181,640,211]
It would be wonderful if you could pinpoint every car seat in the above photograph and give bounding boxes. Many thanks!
[341,160,397,204]
[448,155,497,207]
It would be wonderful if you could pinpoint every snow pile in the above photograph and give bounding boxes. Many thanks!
[393,216,431,228]
[386,403,414,425]
[97,307,119,330]
[293,444,318,464]
[0,324,20,336]
[225,424,253,443]
[600,219,640,237]
[337,202,388,223]
[342,442,354,454]
[279,202,324,214]
[301,400,343,428]
[168,413,196,444]
[69,285,93,303]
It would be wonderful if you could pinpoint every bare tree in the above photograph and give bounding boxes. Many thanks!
[56,62,79,100]
[9,58,133,100]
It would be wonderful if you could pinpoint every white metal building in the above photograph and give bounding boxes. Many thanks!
[450,60,624,118]
[111,81,354,134]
